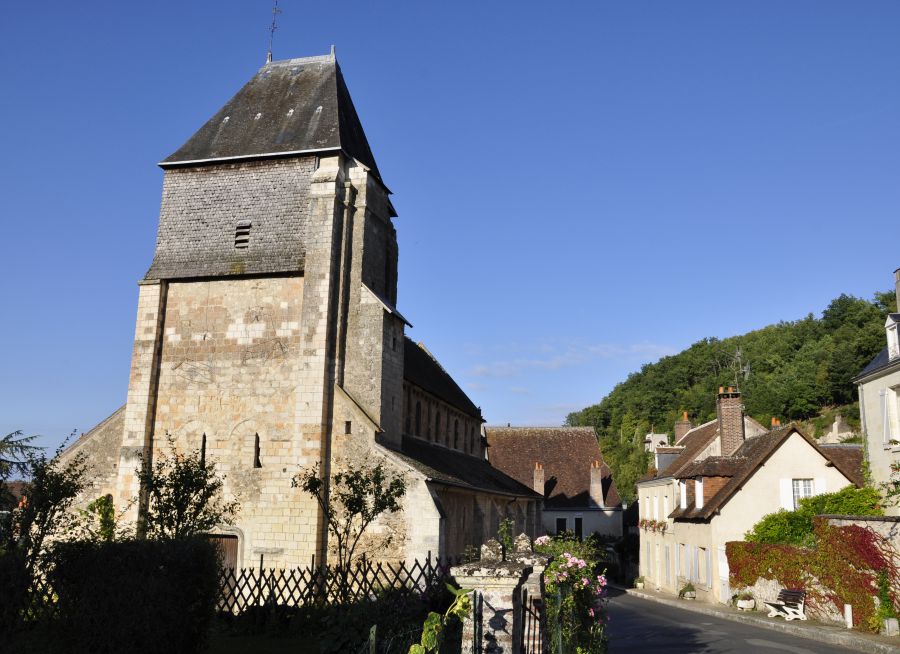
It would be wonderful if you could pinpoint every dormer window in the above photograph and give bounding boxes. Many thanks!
[695,477,704,509]
[679,480,687,509]
[234,221,252,249]
[887,317,900,360]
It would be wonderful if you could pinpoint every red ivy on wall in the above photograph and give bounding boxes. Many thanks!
[726,519,900,631]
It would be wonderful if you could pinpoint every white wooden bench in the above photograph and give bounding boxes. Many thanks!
[763,589,807,621]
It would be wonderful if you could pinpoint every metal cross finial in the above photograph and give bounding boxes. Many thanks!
[266,0,282,63]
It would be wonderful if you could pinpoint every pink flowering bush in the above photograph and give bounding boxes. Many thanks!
[535,535,608,653]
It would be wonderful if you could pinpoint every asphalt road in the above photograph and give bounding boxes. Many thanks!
[605,589,861,653]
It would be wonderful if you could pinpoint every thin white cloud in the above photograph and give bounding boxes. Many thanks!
[509,386,531,395]
[469,342,676,379]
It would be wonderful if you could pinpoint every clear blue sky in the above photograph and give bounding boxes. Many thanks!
[2,1,899,450]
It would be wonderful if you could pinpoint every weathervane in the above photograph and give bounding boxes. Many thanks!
[266,0,282,63]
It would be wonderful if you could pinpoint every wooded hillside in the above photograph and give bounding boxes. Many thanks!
[567,291,896,502]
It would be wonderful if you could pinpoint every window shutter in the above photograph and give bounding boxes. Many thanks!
[706,548,712,589]
[813,478,826,496]
[882,390,889,444]
[779,479,793,510]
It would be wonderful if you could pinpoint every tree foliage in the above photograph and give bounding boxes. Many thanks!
[567,291,894,502]
[138,436,238,540]
[293,460,406,568]
[0,431,40,483]
[1,447,88,574]
[745,486,883,546]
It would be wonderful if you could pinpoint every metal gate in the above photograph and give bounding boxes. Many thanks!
[520,586,545,653]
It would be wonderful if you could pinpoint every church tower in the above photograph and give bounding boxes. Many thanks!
[114,53,406,567]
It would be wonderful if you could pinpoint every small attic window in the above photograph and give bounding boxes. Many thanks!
[234,222,252,249]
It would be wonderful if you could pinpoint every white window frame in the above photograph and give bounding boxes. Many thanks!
[792,478,813,510]
[679,480,687,509]
[695,477,704,509]
[653,494,659,520]
[888,323,900,361]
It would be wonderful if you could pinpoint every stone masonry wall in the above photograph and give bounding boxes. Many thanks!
[151,276,316,567]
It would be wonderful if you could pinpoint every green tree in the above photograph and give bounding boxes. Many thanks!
[137,437,238,540]
[0,431,40,482]
[568,289,893,504]
[2,446,88,575]
[293,460,406,568]
[745,486,883,545]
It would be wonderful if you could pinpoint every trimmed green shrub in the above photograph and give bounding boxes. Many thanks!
[745,486,882,545]
[47,538,219,654]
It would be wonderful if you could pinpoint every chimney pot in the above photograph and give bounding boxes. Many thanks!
[533,462,545,495]
[717,388,745,456]
[589,460,605,508]
[682,411,688,421]
[719,386,724,394]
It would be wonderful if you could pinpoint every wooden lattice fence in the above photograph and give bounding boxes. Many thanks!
[217,556,459,614]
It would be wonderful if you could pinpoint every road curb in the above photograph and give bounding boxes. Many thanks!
[611,585,900,653]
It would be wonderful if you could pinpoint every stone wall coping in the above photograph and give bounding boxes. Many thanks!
[822,514,900,523]
[450,562,533,579]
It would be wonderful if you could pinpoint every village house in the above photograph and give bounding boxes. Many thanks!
[60,51,541,568]
[635,388,863,604]
[484,427,622,540]
[854,267,900,514]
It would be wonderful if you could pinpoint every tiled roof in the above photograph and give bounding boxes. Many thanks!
[668,426,864,521]
[404,338,481,419]
[162,54,380,179]
[657,420,720,478]
[484,427,621,509]
[818,444,865,487]
[854,346,900,382]
[389,435,539,498]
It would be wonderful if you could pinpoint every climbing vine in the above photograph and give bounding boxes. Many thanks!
[727,519,900,631]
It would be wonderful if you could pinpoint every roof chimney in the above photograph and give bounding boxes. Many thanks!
[717,387,745,456]
[589,460,605,508]
[533,462,544,496]
[674,411,692,442]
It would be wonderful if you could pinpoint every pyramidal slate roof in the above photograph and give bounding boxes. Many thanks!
[161,53,381,180]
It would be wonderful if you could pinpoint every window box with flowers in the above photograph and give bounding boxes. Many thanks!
[639,519,667,534]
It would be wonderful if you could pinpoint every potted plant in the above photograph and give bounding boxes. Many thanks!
[735,591,755,611]
[679,582,696,600]
[634,576,645,589]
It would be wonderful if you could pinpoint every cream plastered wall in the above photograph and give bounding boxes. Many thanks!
[151,276,319,568]
[859,367,900,515]
[637,479,677,593]
[543,509,622,540]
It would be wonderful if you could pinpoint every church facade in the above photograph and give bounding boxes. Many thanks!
[62,52,540,568]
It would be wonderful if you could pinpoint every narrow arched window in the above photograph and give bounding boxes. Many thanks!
[253,433,262,468]
[454,420,460,450]
[200,433,207,467]
[415,401,422,436]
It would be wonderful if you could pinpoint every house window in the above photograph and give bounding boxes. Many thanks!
[679,481,687,509]
[792,479,813,509]
[253,433,262,468]
[663,495,669,519]
[574,517,583,541]
[234,221,251,248]
[695,478,704,509]
[344,421,352,435]
[653,495,659,520]
[888,323,899,360]
[555,517,567,535]
[881,387,900,445]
